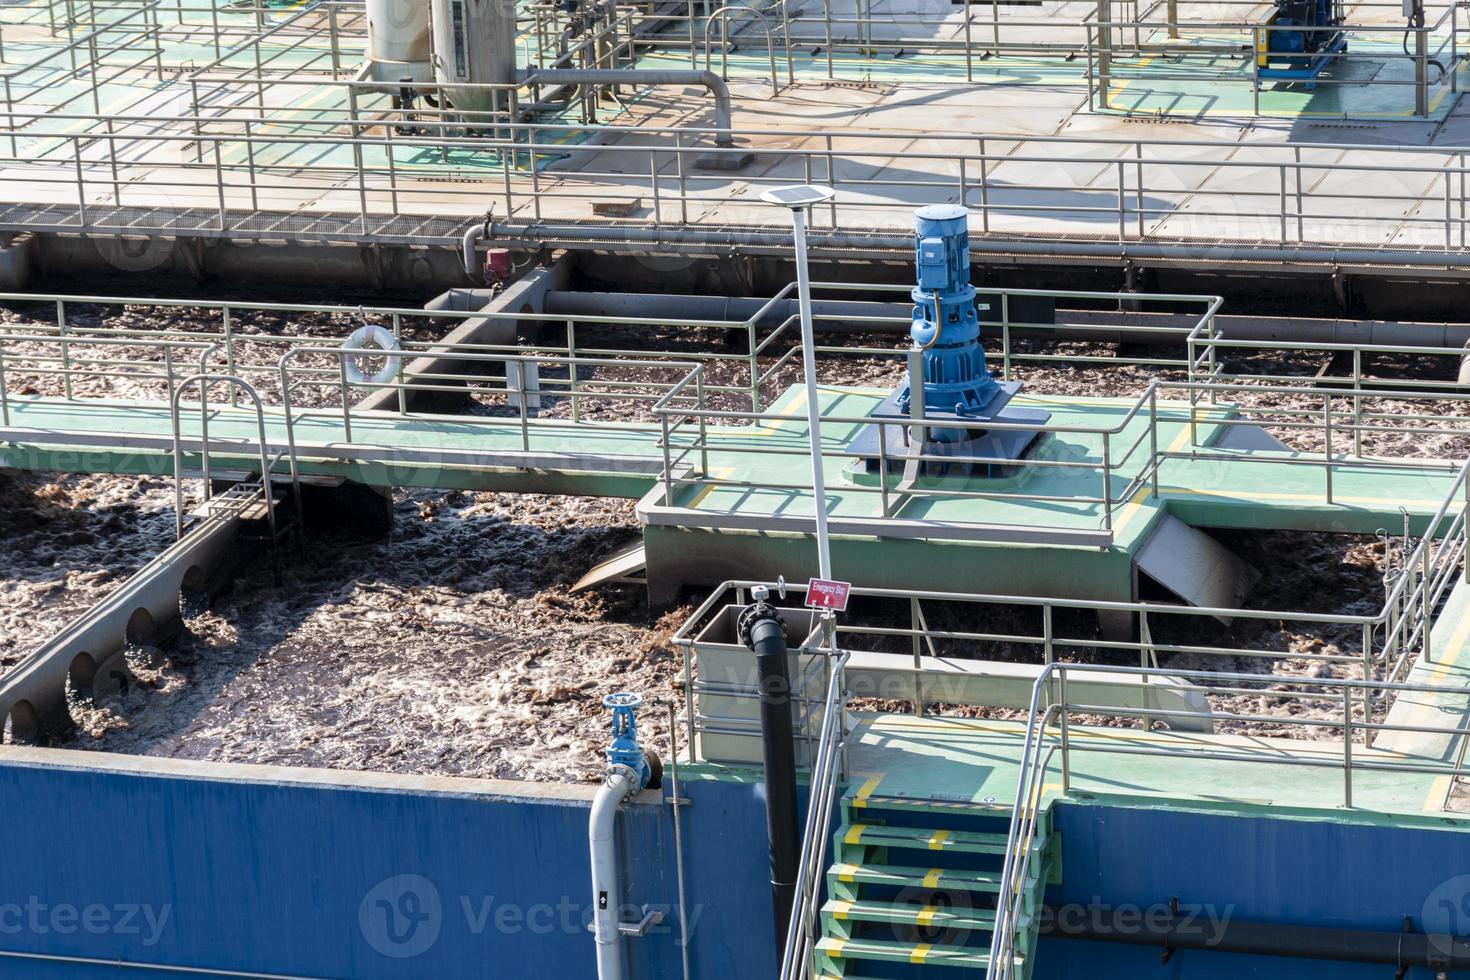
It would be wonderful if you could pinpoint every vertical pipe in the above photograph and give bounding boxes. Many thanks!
[665,700,692,980]
[742,602,799,961]
[590,770,635,980]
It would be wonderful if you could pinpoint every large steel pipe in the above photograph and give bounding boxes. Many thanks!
[515,69,737,145]
[1046,905,1470,970]
[544,290,1470,348]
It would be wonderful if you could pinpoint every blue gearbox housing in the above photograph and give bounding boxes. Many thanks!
[896,204,1000,432]
[844,204,1051,477]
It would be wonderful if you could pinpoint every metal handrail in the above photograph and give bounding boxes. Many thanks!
[702,2,781,97]
[649,359,1470,545]
[169,372,284,540]
[987,657,1470,979]
[778,643,850,980]
[988,663,1064,980]
[12,106,1470,258]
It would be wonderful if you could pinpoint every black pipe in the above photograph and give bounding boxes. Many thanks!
[739,598,799,960]
[1045,904,1470,971]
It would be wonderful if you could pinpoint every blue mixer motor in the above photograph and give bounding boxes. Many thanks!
[846,205,1049,476]
[896,205,1001,434]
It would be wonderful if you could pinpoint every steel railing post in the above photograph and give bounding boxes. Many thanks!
[1417,21,1429,116]
[696,368,708,477]
[1001,292,1011,380]
[337,356,353,442]
[72,137,86,228]
[978,138,990,233]
[1342,683,1354,808]
[1116,159,1126,242]
[393,312,406,415]
[1324,392,1333,505]
[1135,141,1145,238]
[213,138,227,231]
[1149,387,1159,497]
[567,319,580,423]
[1043,604,1053,664]
[1059,669,1071,791]
[1352,347,1363,457]
[1294,146,1304,241]
[661,411,673,506]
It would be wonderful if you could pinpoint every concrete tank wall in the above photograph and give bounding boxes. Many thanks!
[1038,801,1470,980]
[0,747,778,978]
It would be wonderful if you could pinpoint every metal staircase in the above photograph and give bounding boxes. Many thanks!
[811,792,1059,979]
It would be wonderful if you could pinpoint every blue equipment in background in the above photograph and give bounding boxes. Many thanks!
[1257,0,1346,88]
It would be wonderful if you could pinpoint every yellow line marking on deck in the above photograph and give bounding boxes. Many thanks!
[1112,424,1194,536]
[927,829,951,850]
[684,466,736,508]
[921,868,943,888]
[910,943,933,963]
[1425,774,1455,812]
[915,905,937,927]
[852,773,884,808]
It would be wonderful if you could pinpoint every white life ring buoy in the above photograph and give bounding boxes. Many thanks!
[340,324,402,387]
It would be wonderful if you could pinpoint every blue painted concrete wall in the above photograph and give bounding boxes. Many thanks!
[0,751,779,979]
[8,747,1470,980]
[1036,801,1470,980]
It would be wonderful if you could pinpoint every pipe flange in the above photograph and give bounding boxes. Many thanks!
[738,600,786,650]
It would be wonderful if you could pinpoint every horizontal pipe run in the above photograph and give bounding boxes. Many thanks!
[1044,906,1470,969]
[544,291,1470,349]
[491,220,1470,273]
[514,69,736,145]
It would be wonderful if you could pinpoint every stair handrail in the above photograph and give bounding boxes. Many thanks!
[987,662,1065,980]
[778,644,850,980]
[169,372,293,542]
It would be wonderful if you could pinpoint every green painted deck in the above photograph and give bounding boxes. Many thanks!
[1377,574,1470,764]
[1098,32,1467,119]
[841,711,1464,823]
[631,40,1458,119]
[0,386,1461,541]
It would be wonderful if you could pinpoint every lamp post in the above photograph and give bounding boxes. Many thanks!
[759,184,836,580]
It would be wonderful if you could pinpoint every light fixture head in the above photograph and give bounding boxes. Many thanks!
[758,184,836,209]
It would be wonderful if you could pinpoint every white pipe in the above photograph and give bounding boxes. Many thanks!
[462,223,481,277]
[590,768,636,980]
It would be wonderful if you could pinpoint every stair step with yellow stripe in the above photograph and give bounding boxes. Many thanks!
[846,790,1015,817]
[821,897,1014,932]
[826,862,1006,893]
[815,935,1005,968]
[836,822,1030,855]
